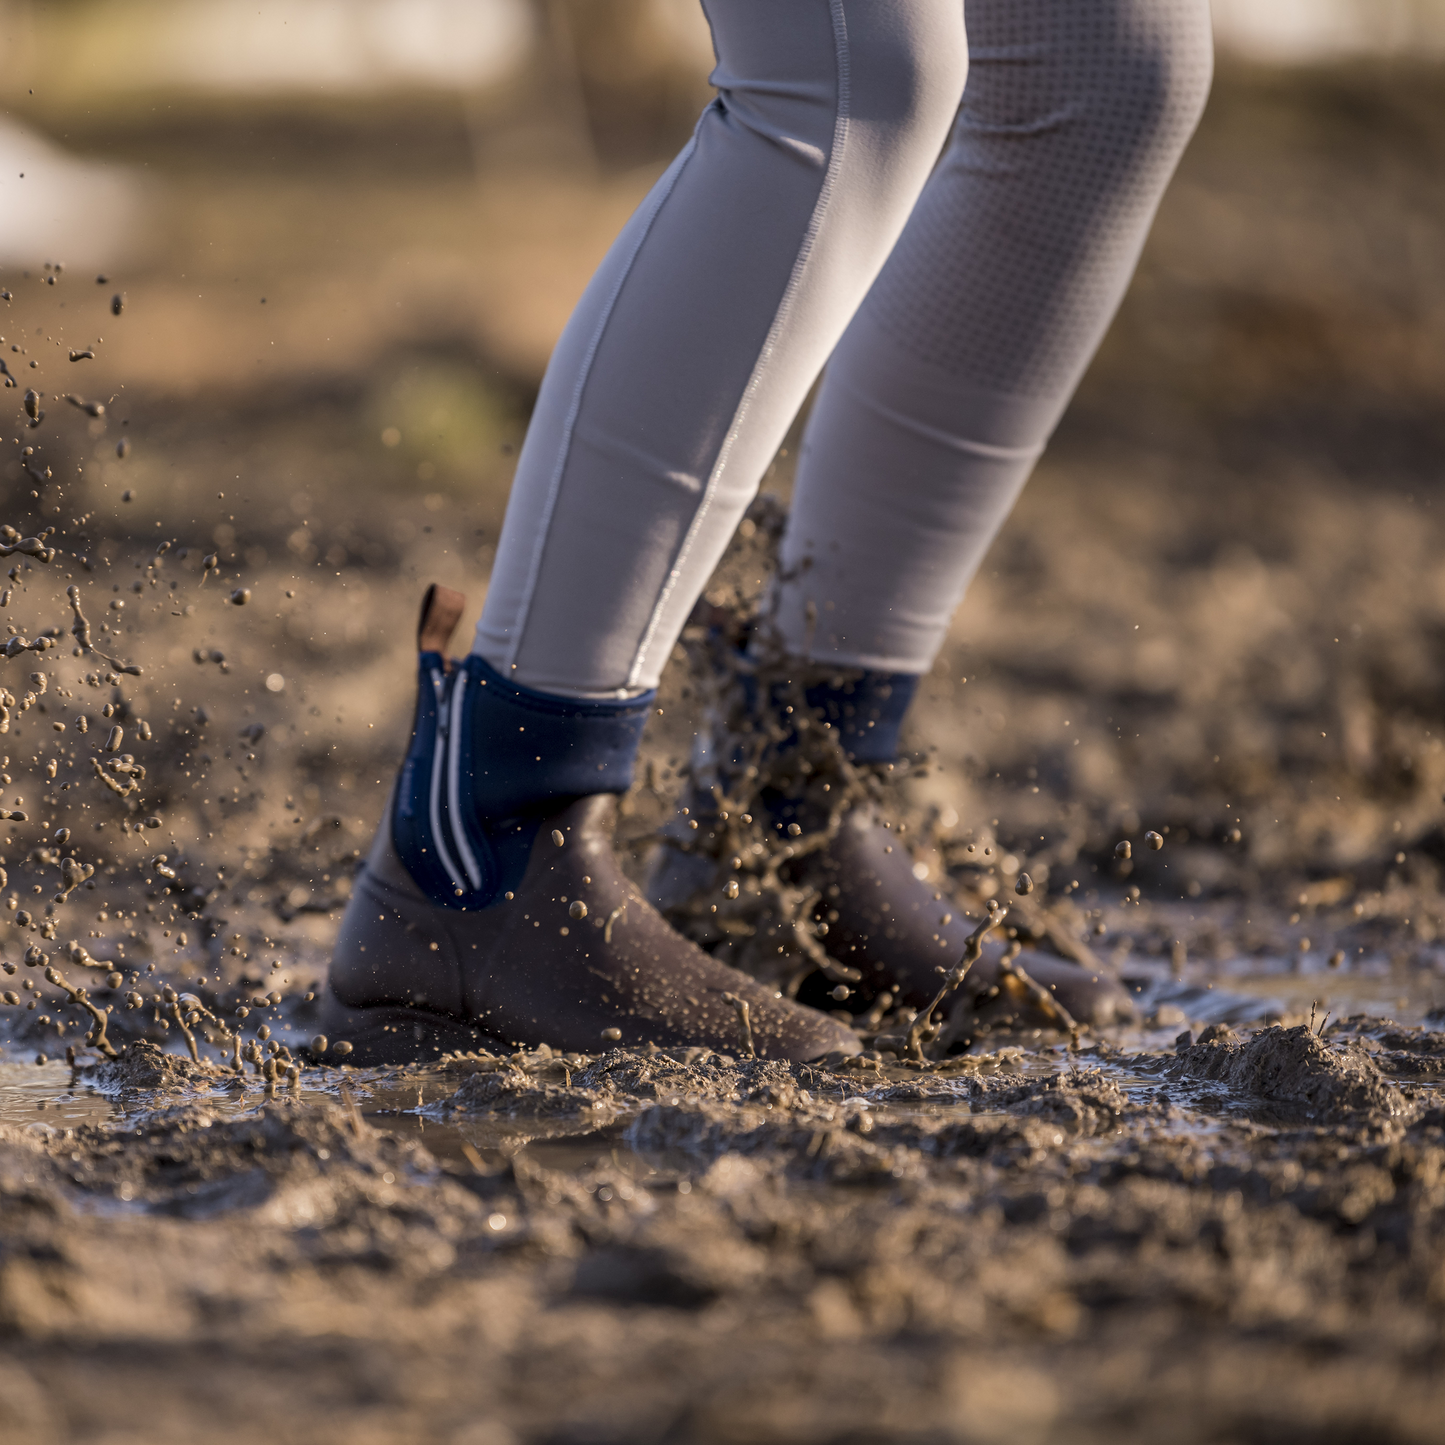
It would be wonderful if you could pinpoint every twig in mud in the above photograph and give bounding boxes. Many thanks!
[905,905,1008,1062]
[721,991,756,1058]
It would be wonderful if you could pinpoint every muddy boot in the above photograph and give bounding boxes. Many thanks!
[807,806,1137,1026]
[650,662,1135,1028]
[322,588,859,1065]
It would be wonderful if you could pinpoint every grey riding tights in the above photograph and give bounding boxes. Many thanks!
[476,0,1213,697]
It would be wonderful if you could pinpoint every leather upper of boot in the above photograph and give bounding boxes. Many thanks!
[331,791,861,1060]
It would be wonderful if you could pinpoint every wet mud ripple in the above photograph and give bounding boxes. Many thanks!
[1,1032,1444,1444]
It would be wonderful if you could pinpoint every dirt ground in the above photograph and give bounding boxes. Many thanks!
[1,57,1445,1444]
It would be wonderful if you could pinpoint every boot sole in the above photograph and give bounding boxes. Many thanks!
[318,988,505,1066]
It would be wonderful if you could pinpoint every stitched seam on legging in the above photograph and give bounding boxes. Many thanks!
[828,370,1047,462]
[504,130,702,678]
[625,0,852,692]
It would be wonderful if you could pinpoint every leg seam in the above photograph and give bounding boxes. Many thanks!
[505,129,703,675]
[625,0,853,691]
[826,370,1047,462]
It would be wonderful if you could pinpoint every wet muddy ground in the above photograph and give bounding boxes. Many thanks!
[2,58,1445,1444]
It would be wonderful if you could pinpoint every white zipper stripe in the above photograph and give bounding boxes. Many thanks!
[426,665,466,893]
[447,677,483,890]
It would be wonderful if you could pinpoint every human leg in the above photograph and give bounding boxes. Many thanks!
[476,0,968,698]
[718,0,1214,1019]
[326,0,969,1060]
[773,0,1215,675]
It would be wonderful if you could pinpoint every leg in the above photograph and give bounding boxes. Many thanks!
[476,0,968,697]
[667,0,1212,1024]
[774,0,1214,673]
[327,1,969,1061]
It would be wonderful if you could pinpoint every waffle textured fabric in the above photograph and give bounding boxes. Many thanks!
[477,0,1213,696]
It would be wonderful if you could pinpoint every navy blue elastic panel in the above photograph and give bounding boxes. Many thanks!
[799,670,919,764]
[392,652,654,910]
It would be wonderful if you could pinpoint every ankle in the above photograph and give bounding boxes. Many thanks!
[461,652,654,818]
[392,650,653,909]
[790,665,919,765]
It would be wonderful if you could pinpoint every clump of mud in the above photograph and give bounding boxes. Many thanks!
[88,1038,227,1093]
[1168,1021,1407,1120]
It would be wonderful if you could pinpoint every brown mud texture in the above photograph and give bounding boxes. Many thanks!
[2,56,1445,1445]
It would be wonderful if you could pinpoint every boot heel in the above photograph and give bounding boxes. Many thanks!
[317,991,502,1065]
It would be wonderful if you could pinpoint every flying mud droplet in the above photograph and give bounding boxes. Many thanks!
[1145,830,1164,850]
[121,490,134,503]
[111,293,125,316]
[1014,872,1034,895]
[23,389,41,420]
[65,395,104,417]
[69,349,95,362]
[104,724,124,752]
[115,438,129,459]
[1114,840,1131,860]
[725,879,739,900]
[600,1027,622,1042]
[230,588,250,606]
[569,900,587,920]
[551,829,565,847]
[311,1034,329,1054]
[331,1041,352,1057]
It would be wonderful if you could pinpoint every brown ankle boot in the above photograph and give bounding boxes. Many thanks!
[805,808,1138,1027]
[324,790,860,1063]
[321,588,860,1065]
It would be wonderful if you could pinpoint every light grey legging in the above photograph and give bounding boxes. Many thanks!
[475,0,1213,697]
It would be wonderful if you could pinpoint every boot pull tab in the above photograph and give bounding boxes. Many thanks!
[417,584,467,667]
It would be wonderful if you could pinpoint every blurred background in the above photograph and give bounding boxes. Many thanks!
[0,0,1443,952]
